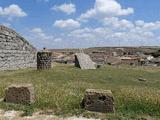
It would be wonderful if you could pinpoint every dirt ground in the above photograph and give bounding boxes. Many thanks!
[0,109,99,120]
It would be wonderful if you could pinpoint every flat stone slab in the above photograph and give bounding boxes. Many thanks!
[75,53,96,70]
[84,89,114,113]
[4,84,35,104]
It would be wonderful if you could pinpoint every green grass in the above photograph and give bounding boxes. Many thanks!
[0,64,160,119]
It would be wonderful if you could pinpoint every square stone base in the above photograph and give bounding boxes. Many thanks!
[4,84,35,104]
[84,89,114,113]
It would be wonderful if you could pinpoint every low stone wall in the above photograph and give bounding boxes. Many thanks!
[0,25,37,70]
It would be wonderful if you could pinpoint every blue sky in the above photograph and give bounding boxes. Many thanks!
[0,0,160,49]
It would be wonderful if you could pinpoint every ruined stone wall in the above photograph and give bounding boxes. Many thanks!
[0,25,37,70]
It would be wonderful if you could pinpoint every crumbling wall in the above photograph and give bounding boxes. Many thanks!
[0,25,37,70]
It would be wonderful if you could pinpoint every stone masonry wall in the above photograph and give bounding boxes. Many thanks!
[0,25,37,70]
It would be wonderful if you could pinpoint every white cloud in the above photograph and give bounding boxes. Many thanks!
[31,28,63,42]
[111,31,155,41]
[31,28,54,40]
[143,21,160,31]
[52,3,76,15]
[0,4,27,19]
[78,0,134,21]
[54,19,80,29]
[54,38,62,42]
[29,28,63,48]
[133,21,160,33]
[69,28,95,40]
[135,20,145,27]
[103,17,134,30]
[69,27,112,41]
[68,18,160,46]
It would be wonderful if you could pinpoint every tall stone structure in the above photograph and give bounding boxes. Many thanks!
[37,49,52,70]
[0,25,37,70]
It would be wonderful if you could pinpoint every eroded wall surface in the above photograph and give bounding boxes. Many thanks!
[0,25,37,70]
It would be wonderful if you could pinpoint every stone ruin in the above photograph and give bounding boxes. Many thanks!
[83,89,114,113]
[0,25,37,71]
[4,84,35,104]
[75,53,96,70]
[37,49,52,70]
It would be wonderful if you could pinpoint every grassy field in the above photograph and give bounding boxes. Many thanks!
[0,64,160,119]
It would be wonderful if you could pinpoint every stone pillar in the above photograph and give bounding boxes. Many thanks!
[4,84,35,104]
[75,54,80,68]
[37,50,52,70]
[83,89,114,113]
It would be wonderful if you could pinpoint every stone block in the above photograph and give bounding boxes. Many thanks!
[75,53,96,70]
[4,84,35,104]
[83,89,114,113]
[37,50,52,70]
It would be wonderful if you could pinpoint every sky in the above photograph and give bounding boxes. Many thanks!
[0,0,160,49]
